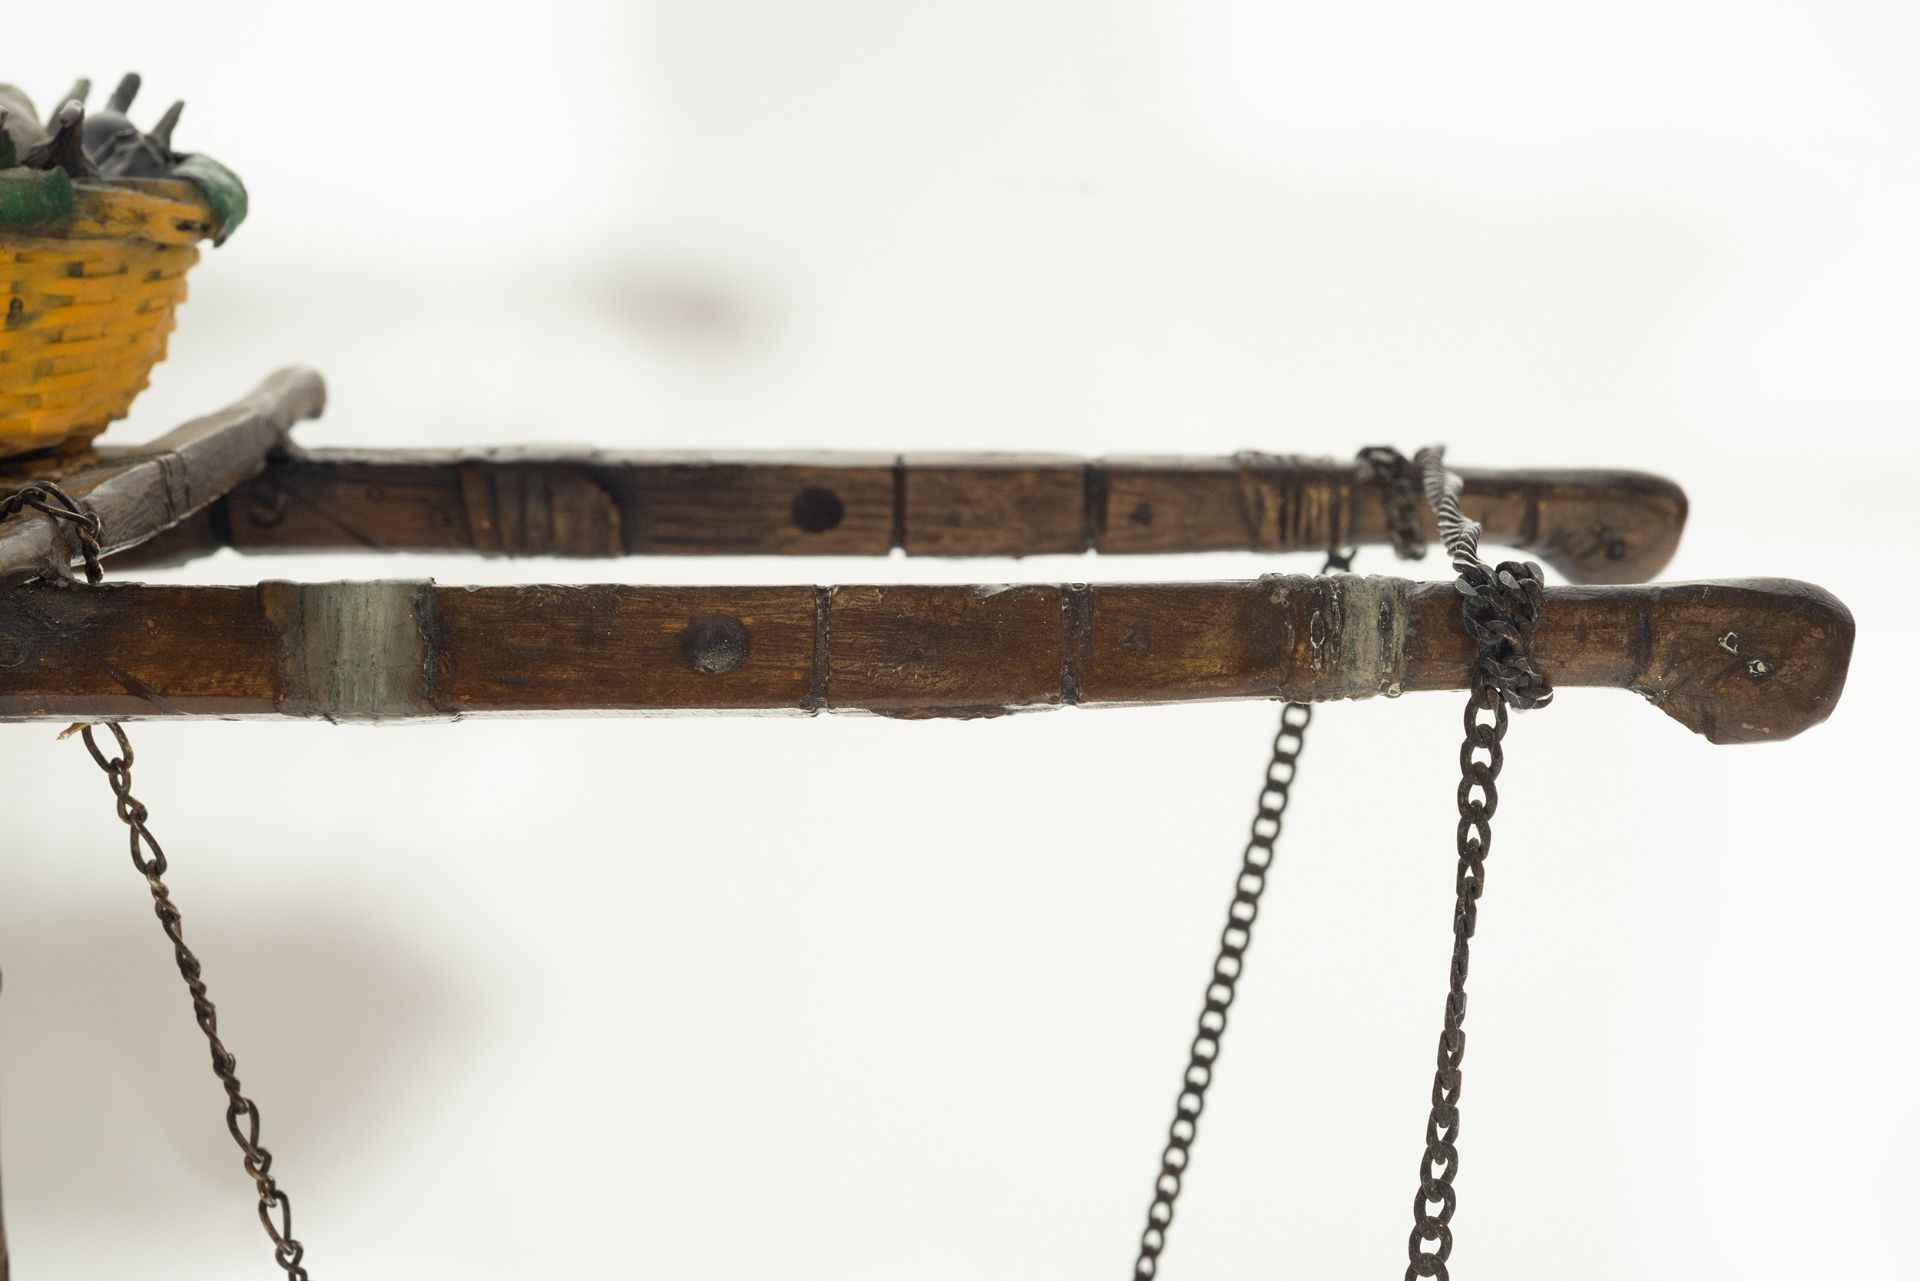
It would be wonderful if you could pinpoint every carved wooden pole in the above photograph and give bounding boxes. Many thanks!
[0,367,1687,587]
[0,575,1850,742]
[0,366,326,589]
[123,451,1686,585]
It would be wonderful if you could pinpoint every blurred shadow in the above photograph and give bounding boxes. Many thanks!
[591,260,760,349]
[0,895,463,1237]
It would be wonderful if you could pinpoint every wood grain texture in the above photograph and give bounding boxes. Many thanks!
[117,449,1686,585]
[0,575,1850,741]
[0,367,326,587]
[826,583,1067,714]
[899,455,1087,556]
[208,450,899,560]
[433,584,820,714]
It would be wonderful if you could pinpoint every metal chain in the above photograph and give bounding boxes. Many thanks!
[0,481,104,583]
[1129,553,1332,1281]
[1131,448,1426,1280]
[1359,445,1429,561]
[0,482,311,1278]
[1403,448,1550,1281]
[1415,447,1552,712]
[7,458,1534,1281]
[78,724,310,1278]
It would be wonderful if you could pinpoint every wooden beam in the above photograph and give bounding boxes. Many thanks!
[0,368,326,588]
[0,575,1850,742]
[118,450,1687,585]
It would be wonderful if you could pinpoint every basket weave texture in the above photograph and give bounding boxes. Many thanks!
[0,179,220,459]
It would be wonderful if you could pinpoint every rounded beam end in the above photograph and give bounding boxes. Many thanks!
[1640,578,1853,744]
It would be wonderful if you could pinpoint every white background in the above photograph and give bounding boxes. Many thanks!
[1,2,1914,1277]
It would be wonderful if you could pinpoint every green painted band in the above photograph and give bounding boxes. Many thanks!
[0,167,76,229]
[172,154,247,245]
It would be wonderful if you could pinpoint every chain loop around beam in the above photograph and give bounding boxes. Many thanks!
[1403,448,1551,1280]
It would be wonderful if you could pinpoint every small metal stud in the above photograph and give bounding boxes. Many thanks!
[681,613,751,675]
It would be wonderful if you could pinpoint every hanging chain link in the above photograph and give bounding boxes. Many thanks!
[5,454,1540,1281]
[78,724,311,1279]
[1129,557,1331,1281]
[1131,449,1427,1280]
[1415,449,1552,713]
[0,481,312,1278]
[0,482,104,583]
[1402,449,1549,1281]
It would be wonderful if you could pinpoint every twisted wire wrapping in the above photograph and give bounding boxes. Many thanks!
[1414,448,1551,712]
[1402,447,1551,1280]
[1359,446,1429,561]
[1131,448,1427,1279]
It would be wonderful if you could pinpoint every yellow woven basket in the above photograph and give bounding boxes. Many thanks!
[0,178,221,460]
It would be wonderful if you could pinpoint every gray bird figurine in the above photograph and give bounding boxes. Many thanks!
[22,102,99,180]
[84,73,181,180]
[0,85,44,162]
